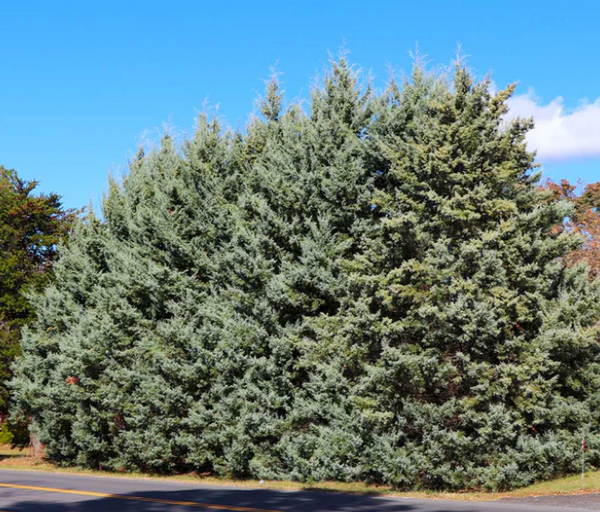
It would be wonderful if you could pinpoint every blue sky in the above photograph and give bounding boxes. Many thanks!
[1,0,599,209]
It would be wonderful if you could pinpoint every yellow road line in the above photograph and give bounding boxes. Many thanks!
[0,483,286,512]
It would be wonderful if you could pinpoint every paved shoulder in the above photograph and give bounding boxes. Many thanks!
[499,493,600,510]
[0,469,589,512]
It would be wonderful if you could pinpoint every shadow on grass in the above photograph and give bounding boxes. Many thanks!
[0,451,28,462]
[299,485,383,497]
[0,454,23,461]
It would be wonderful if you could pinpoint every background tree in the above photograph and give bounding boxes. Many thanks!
[543,179,600,276]
[0,167,75,417]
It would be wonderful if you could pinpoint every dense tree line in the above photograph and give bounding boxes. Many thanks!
[10,59,600,490]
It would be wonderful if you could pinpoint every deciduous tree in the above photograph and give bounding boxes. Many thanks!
[543,179,600,276]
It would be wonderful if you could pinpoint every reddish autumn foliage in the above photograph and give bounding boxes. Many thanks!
[542,179,600,277]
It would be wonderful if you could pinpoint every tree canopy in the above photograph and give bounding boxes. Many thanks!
[0,166,75,415]
[543,179,600,277]
[11,59,600,491]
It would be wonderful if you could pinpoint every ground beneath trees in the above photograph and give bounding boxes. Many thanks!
[2,445,600,505]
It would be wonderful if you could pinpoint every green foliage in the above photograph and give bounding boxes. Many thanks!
[0,167,75,414]
[10,57,600,490]
[0,421,13,444]
[0,417,28,446]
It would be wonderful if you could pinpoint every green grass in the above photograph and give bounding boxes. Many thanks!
[0,445,596,501]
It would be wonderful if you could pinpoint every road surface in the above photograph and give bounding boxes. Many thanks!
[1,469,599,511]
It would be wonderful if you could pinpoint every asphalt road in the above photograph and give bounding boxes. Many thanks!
[0,469,599,512]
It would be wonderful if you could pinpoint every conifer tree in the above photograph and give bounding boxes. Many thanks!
[11,57,600,491]
[0,167,74,416]
[336,63,600,489]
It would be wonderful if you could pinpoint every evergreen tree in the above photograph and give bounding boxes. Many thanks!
[337,63,600,489]
[0,167,74,416]
[10,57,600,491]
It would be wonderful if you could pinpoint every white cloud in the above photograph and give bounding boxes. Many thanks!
[506,92,600,161]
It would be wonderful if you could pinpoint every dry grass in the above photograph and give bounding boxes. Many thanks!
[0,444,598,502]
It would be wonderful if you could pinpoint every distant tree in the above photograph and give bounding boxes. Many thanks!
[543,179,600,276]
[0,166,75,416]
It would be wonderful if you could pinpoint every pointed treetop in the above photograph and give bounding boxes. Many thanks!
[310,54,372,135]
[259,68,284,122]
